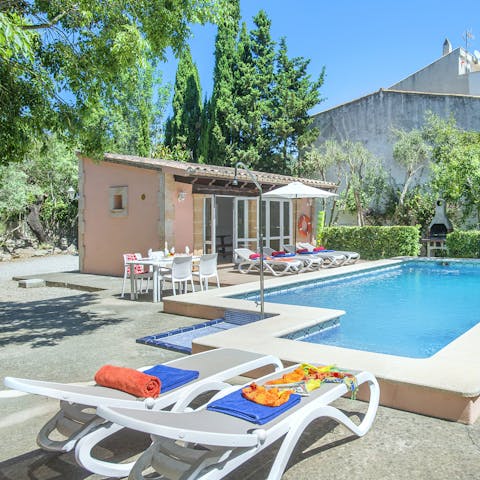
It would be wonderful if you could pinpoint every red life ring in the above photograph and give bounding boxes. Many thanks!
[297,215,312,237]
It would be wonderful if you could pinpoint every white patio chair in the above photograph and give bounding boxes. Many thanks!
[163,255,195,295]
[4,349,283,478]
[193,253,220,291]
[120,253,153,298]
[97,363,380,480]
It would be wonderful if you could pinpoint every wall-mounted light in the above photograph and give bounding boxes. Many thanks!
[177,191,187,202]
[67,186,78,201]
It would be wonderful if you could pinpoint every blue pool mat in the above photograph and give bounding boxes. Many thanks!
[137,310,270,353]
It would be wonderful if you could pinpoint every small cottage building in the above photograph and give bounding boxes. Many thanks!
[78,153,336,276]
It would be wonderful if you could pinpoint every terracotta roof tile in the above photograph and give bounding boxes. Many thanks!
[101,153,337,190]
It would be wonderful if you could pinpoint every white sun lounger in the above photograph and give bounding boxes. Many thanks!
[234,248,303,276]
[297,242,361,265]
[3,348,283,462]
[283,244,347,267]
[97,364,379,480]
[263,247,322,271]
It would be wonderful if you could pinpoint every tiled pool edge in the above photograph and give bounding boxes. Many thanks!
[162,258,480,424]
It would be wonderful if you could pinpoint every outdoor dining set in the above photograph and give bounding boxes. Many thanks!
[121,250,220,303]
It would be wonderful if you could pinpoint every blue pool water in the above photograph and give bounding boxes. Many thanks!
[234,260,480,358]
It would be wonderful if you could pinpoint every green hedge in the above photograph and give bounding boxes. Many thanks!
[319,226,421,260]
[446,230,480,258]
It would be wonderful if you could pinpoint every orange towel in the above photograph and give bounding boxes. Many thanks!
[94,365,161,398]
[242,382,293,406]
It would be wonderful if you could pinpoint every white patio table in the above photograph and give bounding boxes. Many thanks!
[127,255,200,302]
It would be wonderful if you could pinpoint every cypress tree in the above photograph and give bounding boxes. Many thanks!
[229,22,260,165]
[248,10,276,171]
[198,96,210,164]
[270,38,325,174]
[168,46,202,161]
[205,0,240,165]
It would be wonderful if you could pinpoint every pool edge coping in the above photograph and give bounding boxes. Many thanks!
[162,257,480,420]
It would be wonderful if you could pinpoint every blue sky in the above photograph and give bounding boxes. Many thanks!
[161,0,480,115]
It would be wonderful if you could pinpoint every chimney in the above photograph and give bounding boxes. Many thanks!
[443,38,452,56]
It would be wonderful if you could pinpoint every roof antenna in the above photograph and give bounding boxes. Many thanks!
[463,28,474,51]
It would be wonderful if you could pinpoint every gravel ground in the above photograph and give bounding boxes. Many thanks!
[0,254,79,282]
[0,254,80,303]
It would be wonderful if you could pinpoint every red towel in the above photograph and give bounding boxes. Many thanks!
[249,253,261,259]
[313,246,325,251]
[94,365,161,398]
[271,250,285,256]
[297,248,308,253]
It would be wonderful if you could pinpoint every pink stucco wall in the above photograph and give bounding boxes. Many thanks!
[172,182,193,253]
[81,159,162,276]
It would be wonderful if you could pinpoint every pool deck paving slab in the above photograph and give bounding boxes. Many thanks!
[0,257,479,478]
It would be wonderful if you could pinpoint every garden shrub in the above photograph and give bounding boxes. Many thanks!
[445,230,480,258]
[319,226,421,260]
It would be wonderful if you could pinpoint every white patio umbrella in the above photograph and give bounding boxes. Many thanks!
[262,181,337,199]
[263,181,337,246]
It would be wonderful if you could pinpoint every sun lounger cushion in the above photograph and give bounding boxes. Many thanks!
[142,365,199,393]
[207,388,301,425]
[95,365,160,398]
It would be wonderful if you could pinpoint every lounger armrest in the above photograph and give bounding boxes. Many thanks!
[169,381,232,412]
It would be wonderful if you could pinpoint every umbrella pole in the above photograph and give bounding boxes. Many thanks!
[294,197,297,248]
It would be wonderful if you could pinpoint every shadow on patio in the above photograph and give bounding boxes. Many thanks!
[0,294,123,348]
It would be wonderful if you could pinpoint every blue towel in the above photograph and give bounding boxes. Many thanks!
[299,250,335,254]
[207,389,301,425]
[142,365,199,393]
[273,252,295,258]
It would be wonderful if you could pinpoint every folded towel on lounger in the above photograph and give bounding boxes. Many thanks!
[142,364,199,393]
[271,251,295,257]
[207,388,301,425]
[95,365,160,398]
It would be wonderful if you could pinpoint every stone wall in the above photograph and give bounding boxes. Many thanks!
[311,89,480,183]
[389,48,472,95]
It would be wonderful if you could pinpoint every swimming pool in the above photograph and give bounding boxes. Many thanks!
[234,260,480,358]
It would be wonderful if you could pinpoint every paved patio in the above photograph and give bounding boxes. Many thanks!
[0,257,479,479]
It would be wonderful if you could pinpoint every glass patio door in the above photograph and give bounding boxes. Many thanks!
[234,197,258,255]
[261,199,292,250]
